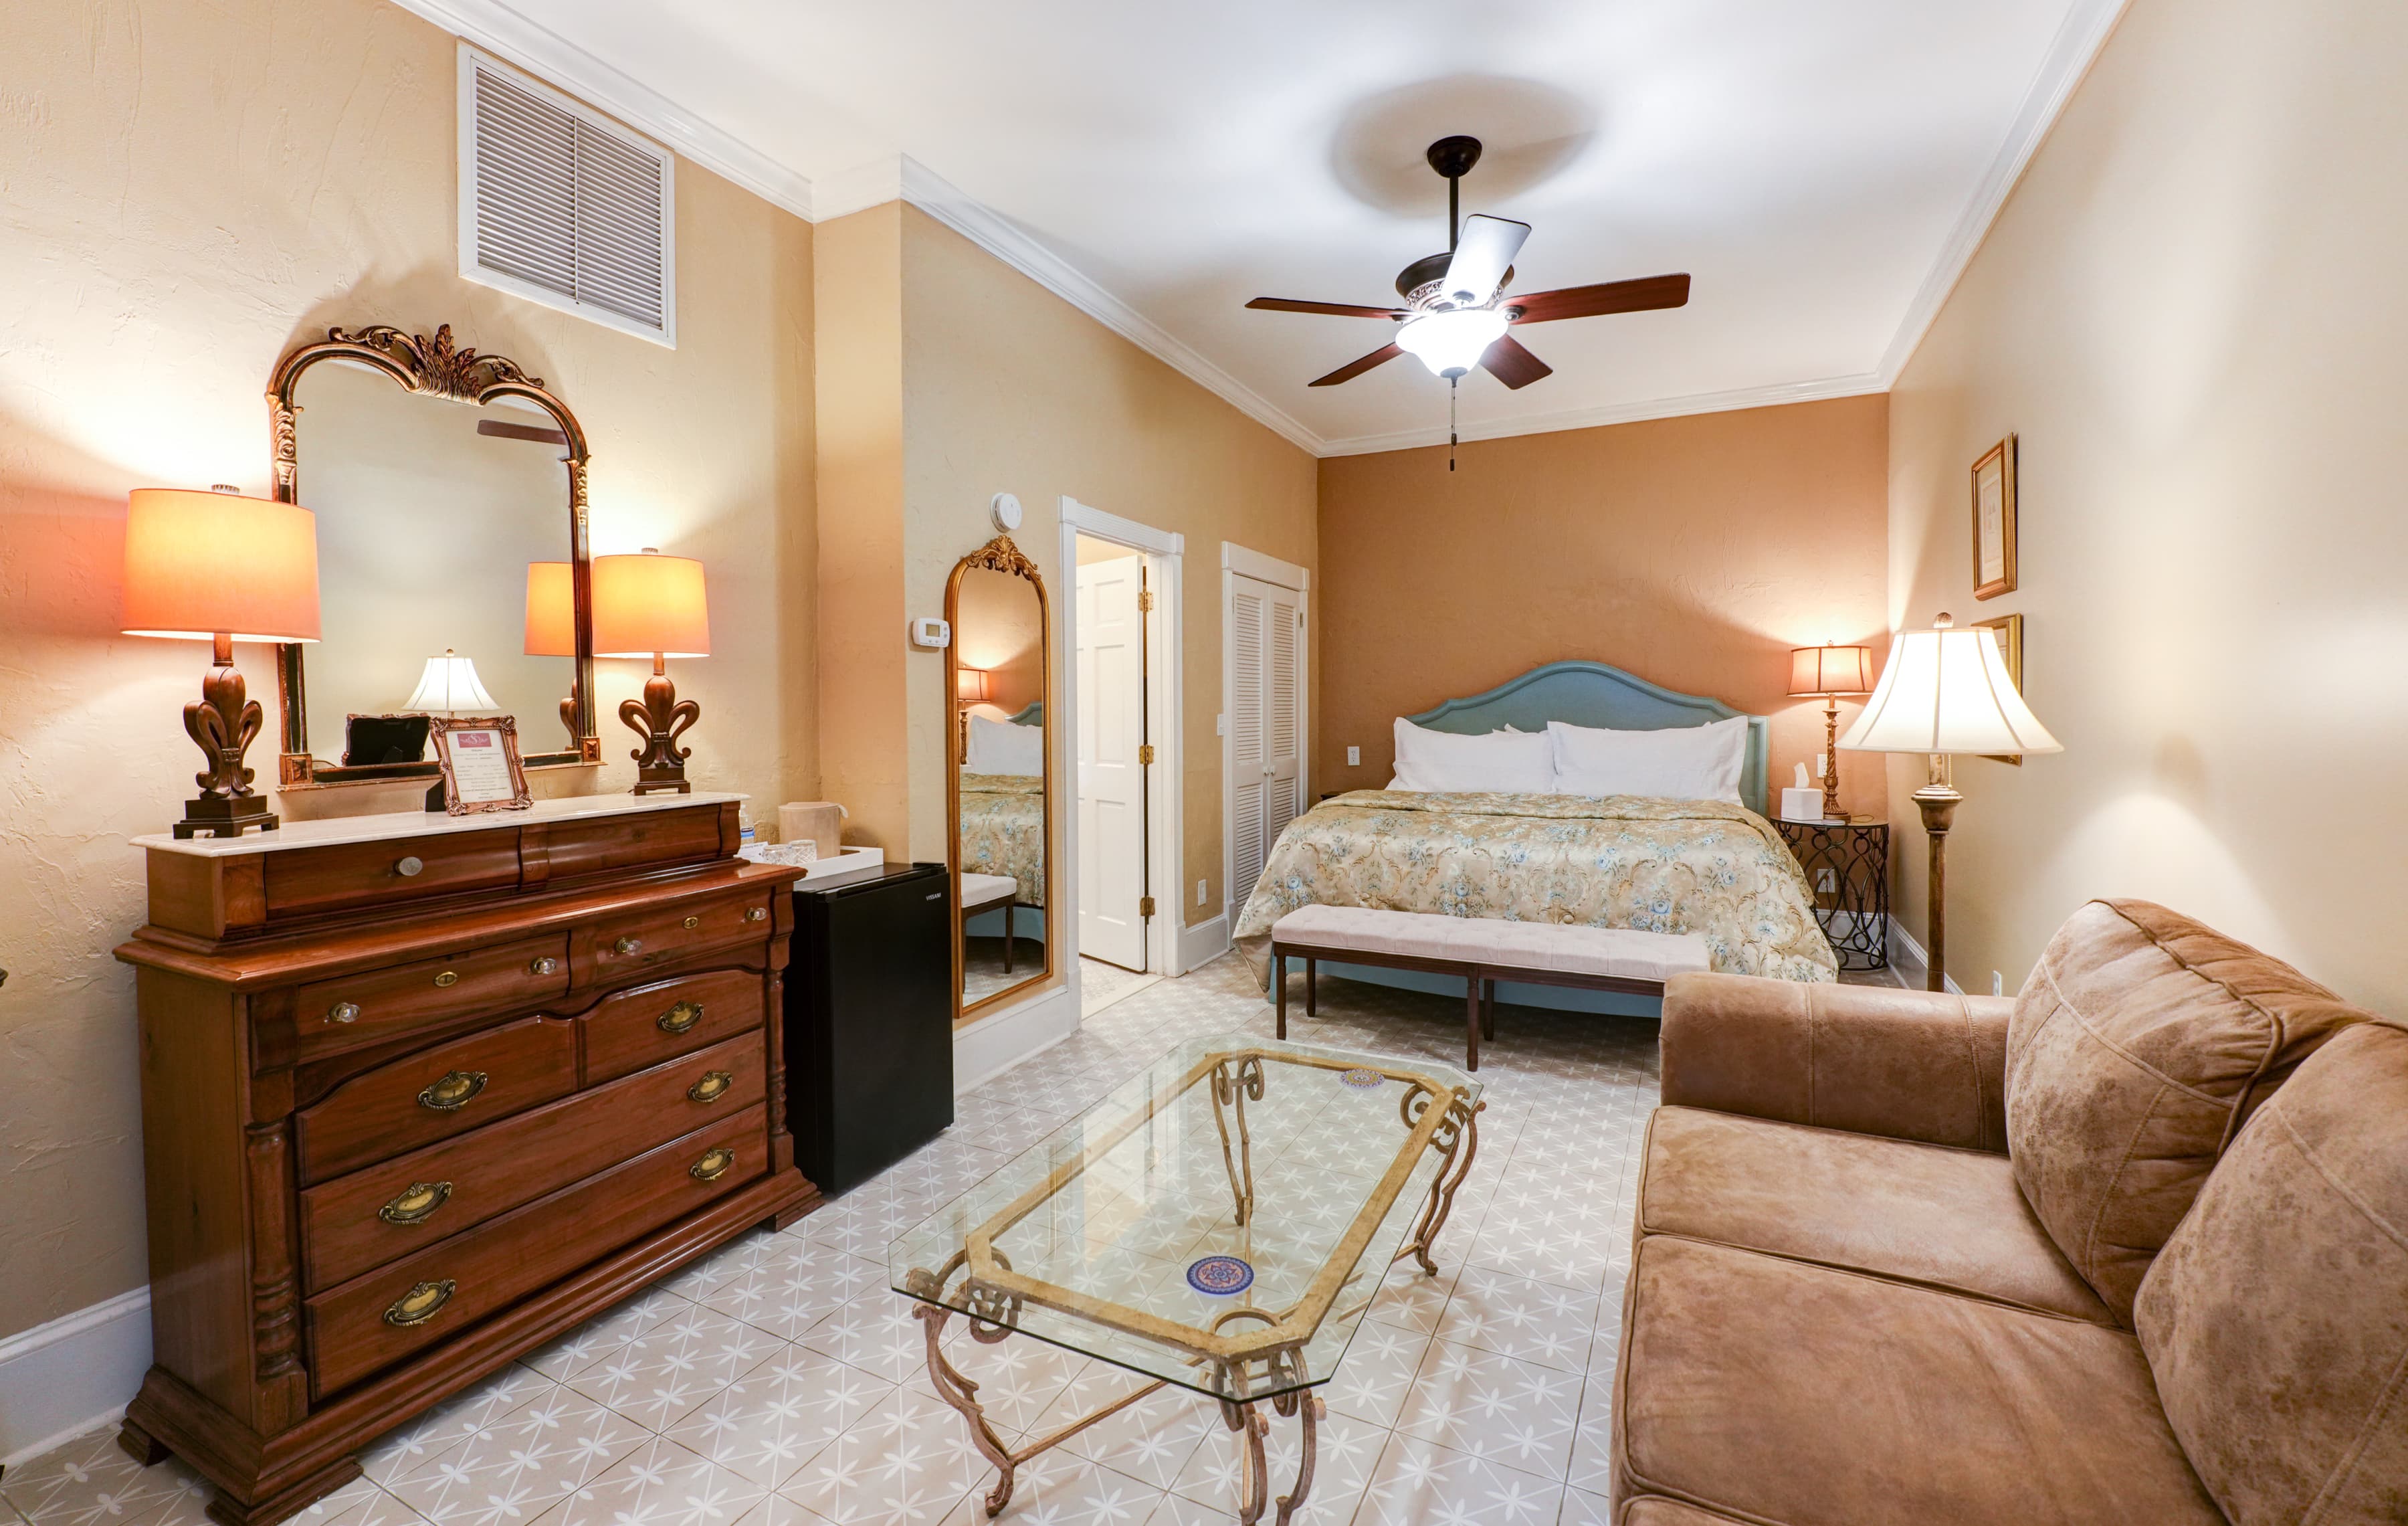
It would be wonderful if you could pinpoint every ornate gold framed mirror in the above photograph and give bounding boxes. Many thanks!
[947,534,1055,1019]
[266,323,600,788]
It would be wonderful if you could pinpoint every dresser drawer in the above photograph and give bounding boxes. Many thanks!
[295,1016,579,1185]
[542,803,727,882]
[586,888,775,983]
[263,830,522,921]
[305,1104,767,1396]
[294,933,571,1060]
[300,1032,765,1292]
[581,967,767,1085]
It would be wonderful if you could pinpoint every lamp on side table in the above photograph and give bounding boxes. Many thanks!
[1787,642,1874,820]
[1839,613,2061,991]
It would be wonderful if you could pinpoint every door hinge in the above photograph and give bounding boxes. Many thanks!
[1136,588,1155,613]
[1138,744,1155,765]
[1138,896,1156,917]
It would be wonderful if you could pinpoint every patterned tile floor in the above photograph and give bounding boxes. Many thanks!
[1077,957,1161,1018]
[5,949,1677,1526]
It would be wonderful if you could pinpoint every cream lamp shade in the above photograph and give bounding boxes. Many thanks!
[955,667,991,703]
[404,650,499,714]
[591,549,710,658]
[1787,644,1874,698]
[1839,614,2062,757]
[121,487,321,642]
[524,561,577,657]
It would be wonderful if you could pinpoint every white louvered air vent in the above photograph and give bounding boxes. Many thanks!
[458,46,676,346]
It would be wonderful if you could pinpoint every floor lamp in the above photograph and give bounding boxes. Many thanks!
[1839,613,2061,991]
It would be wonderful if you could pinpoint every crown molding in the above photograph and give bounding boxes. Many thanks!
[1874,0,2133,382]
[1316,371,1889,457]
[894,158,1326,455]
[385,0,817,221]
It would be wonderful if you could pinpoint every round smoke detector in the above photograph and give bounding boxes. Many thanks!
[990,492,1023,533]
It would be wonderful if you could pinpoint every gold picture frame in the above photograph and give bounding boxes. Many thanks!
[1975,613,2024,765]
[429,715,534,813]
[1972,435,2018,600]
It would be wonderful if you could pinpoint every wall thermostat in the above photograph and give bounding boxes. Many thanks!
[909,616,951,649]
[990,492,1023,532]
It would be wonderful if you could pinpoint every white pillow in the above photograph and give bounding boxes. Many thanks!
[1389,717,1556,793]
[1548,716,1748,803]
[967,713,1045,775]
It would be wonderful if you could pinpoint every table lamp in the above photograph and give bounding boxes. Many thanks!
[121,486,321,838]
[593,547,709,794]
[955,666,991,756]
[1839,613,2061,990]
[1787,642,1875,820]
[403,650,498,715]
[524,561,580,743]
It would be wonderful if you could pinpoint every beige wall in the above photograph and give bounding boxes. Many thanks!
[0,0,815,1340]
[1317,397,1890,812]
[1883,0,2408,1010]
[896,209,1320,935]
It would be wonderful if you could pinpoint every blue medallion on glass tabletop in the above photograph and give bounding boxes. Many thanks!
[1186,1254,1255,1297]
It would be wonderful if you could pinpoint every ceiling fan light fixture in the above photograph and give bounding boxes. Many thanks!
[1394,306,1509,377]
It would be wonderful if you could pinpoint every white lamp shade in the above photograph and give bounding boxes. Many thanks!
[1839,618,2062,757]
[1394,308,1511,376]
[405,650,498,714]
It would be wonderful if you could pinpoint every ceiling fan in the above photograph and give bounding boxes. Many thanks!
[1246,135,1691,395]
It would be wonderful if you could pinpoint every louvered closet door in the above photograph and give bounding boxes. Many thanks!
[1229,572,1306,909]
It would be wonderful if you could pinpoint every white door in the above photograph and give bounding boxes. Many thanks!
[1228,571,1305,911]
[1078,553,1148,970]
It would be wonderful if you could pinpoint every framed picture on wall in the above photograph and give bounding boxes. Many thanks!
[1975,613,2025,765]
[429,715,532,814]
[1972,435,2018,600]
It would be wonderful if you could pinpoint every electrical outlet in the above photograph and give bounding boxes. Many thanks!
[1815,751,1828,779]
[1991,971,2005,997]
[1197,878,1209,907]
[1814,868,1837,895]
[1346,745,1361,766]
[1216,713,1226,737]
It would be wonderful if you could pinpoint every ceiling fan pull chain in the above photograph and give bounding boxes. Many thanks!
[1449,377,1458,472]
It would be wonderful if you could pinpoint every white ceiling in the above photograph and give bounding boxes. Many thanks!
[402,0,2126,455]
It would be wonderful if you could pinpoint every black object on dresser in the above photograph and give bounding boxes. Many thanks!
[1773,818,1890,971]
[783,861,955,1195]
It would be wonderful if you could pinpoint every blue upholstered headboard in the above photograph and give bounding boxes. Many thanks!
[1406,660,1771,818]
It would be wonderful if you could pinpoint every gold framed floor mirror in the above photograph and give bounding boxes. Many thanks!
[946,533,1056,1019]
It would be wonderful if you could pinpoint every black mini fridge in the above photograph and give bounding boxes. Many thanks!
[783,860,954,1195]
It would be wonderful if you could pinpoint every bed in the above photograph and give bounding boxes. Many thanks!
[959,773,1046,909]
[1232,661,1835,1015]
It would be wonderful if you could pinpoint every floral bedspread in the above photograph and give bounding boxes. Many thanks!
[960,773,1045,907]
[1233,791,1835,983]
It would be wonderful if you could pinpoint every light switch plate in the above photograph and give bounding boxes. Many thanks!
[1346,745,1361,766]
[1197,878,1208,907]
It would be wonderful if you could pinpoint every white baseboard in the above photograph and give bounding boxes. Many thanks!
[0,1286,150,1468]
[1887,915,1965,996]
[1177,913,1231,975]
[953,981,1080,1095]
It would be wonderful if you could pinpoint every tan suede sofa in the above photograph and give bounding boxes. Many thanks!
[1611,899,2407,1526]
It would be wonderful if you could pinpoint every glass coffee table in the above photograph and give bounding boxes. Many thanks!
[890,1036,1483,1523]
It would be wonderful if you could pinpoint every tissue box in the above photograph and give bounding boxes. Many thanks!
[1780,787,1831,824]
[779,801,846,858]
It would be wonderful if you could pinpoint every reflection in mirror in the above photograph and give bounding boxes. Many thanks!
[948,538,1052,1015]
[294,360,579,769]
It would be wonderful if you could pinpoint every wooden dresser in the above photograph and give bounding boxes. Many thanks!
[112,793,820,1526]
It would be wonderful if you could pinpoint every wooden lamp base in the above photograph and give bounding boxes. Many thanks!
[619,656,698,795]
[173,634,278,838]
[1910,756,1963,993]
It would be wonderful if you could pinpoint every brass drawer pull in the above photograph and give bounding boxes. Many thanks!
[528,955,561,977]
[417,1070,488,1111]
[687,1070,734,1104]
[325,1001,362,1025]
[657,1001,704,1035]
[682,915,700,929]
[614,936,643,955]
[379,1181,453,1225]
[383,1278,456,1327]
[690,1147,737,1181]
[744,907,768,923]
[433,971,460,988]
[396,856,424,878]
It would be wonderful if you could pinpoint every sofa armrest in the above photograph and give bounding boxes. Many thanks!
[1659,972,2013,1151]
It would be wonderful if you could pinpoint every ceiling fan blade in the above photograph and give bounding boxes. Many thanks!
[1508,274,1691,323]
[1309,344,1403,387]
[1247,297,1407,319]
[1439,214,1530,305]
[1480,334,1552,390]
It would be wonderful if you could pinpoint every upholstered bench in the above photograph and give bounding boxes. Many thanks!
[960,872,1023,972]
[1268,904,1710,1068]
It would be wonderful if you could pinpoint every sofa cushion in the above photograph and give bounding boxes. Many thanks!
[2135,1020,2408,1526]
[1614,1235,2222,1526]
[2007,898,2371,1323]
[1639,1106,2111,1323]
